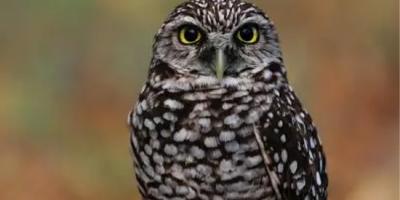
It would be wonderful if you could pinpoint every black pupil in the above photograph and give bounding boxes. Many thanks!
[240,26,254,41]
[185,27,199,42]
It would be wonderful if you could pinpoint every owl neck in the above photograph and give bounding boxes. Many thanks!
[147,59,288,93]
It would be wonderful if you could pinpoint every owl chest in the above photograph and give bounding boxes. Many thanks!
[133,89,276,196]
[142,95,263,150]
[140,89,274,149]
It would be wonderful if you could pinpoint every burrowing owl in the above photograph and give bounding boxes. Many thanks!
[128,0,328,199]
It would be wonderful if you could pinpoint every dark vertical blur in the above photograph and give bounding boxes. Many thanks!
[0,0,398,199]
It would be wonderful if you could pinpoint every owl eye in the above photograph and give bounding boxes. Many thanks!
[236,24,259,44]
[178,25,203,45]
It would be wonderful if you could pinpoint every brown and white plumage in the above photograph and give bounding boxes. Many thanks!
[128,0,328,199]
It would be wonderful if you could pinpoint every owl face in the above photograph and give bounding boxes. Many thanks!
[153,0,283,81]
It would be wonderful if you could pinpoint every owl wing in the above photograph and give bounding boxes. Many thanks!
[255,85,328,200]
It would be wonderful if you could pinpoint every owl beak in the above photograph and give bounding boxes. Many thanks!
[215,48,226,80]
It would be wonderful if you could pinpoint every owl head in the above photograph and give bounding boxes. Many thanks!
[151,0,284,83]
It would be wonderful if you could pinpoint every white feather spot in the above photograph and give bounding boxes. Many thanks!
[144,119,155,130]
[225,141,240,152]
[163,112,178,122]
[245,109,260,124]
[281,149,288,163]
[164,99,184,110]
[160,129,171,138]
[290,161,298,174]
[316,172,322,185]
[297,178,306,190]
[159,185,173,195]
[278,163,284,173]
[224,114,242,127]
[211,149,222,159]
[164,144,178,156]
[273,153,280,162]
[222,103,233,110]
[152,153,164,165]
[245,155,262,167]
[198,118,211,129]
[280,134,287,143]
[219,131,236,142]
[310,137,316,149]
[204,137,219,148]
[174,128,199,142]
[190,146,205,159]
[278,120,283,128]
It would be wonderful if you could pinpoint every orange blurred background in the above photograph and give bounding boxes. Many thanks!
[0,0,398,199]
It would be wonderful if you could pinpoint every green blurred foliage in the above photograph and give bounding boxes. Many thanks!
[0,0,398,199]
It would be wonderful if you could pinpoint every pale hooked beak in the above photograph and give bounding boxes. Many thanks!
[215,48,226,80]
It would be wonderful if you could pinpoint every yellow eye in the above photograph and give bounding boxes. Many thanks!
[236,24,259,44]
[178,25,202,45]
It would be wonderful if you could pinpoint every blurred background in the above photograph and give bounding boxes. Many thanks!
[0,0,398,199]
